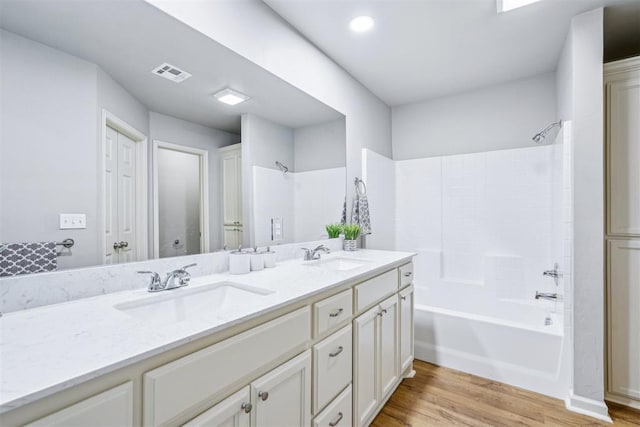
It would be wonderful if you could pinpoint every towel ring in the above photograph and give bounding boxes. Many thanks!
[355,178,367,196]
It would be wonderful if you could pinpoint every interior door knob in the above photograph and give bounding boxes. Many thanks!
[120,241,128,248]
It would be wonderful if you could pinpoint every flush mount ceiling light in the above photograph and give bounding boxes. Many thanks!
[213,88,250,106]
[349,15,375,33]
[497,0,543,13]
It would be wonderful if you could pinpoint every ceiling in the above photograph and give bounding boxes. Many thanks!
[265,0,640,106]
[0,0,342,133]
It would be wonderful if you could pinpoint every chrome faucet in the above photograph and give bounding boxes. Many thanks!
[301,245,330,261]
[543,263,563,286]
[535,291,561,301]
[137,263,197,292]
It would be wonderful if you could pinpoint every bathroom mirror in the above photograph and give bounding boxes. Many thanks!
[0,0,345,274]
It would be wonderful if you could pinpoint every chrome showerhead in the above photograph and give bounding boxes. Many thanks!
[532,120,563,144]
[275,161,289,174]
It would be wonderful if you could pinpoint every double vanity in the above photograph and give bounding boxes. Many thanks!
[0,249,414,427]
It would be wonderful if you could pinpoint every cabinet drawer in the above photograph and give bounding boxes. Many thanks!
[399,263,413,288]
[144,307,311,426]
[313,385,352,427]
[313,289,352,337]
[26,382,133,427]
[355,269,398,312]
[313,325,352,413]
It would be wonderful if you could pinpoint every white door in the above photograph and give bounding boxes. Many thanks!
[353,305,379,427]
[608,240,640,400]
[104,126,137,264]
[379,295,399,398]
[251,350,311,427]
[399,285,415,373]
[222,148,242,226]
[224,226,242,250]
[183,386,251,427]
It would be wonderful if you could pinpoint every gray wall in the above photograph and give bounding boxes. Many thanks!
[1,29,98,269]
[150,112,239,253]
[391,73,557,159]
[294,118,346,172]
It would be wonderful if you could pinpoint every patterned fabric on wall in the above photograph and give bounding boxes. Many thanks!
[0,242,57,277]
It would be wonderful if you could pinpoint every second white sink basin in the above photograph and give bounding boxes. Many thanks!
[115,282,274,322]
[306,257,371,272]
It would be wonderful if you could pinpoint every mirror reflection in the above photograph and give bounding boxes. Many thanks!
[0,0,345,275]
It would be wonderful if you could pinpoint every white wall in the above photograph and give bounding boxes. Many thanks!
[146,0,392,200]
[294,118,346,172]
[1,30,98,269]
[392,73,557,159]
[150,112,239,253]
[561,8,607,413]
[362,149,395,250]
[252,166,294,247]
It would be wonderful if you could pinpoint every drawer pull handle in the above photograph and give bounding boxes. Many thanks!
[258,391,269,401]
[241,402,252,413]
[329,308,344,318]
[329,412,344,426]
[329,346,344,357]
[403,272,412,277]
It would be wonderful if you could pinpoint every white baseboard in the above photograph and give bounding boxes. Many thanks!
[565,390,612,423]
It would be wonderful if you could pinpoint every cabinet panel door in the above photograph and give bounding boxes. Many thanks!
[608,240,640,399]
[252,350,311,427]
[26,382,133,427]
[379,295,399,398]
[399,285,414,373]
[607,75,640,236]
[183,386,250,427]
[353,306,379,427]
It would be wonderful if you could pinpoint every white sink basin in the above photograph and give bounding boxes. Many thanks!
[306,257,371,272]
[115,282,274,322]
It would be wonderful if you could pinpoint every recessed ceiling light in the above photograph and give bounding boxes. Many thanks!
[497,0,543,13]
[213,88,250,106]
[349,16,374,33]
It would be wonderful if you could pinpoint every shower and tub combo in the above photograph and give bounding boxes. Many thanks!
[391,120,572,399]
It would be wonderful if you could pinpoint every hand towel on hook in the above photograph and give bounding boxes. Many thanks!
[350,178,372,235]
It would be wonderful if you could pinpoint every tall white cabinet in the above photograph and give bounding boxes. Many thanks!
[220,144,243,249]
[605,56,640,410]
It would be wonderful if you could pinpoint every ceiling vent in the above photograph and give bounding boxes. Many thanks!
[151,63,192,83]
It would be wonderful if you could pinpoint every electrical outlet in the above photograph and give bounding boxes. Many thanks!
[59,213,87,229]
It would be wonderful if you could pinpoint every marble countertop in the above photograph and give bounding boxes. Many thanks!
[0,249,413,413]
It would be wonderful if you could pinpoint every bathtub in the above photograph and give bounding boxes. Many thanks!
[414,288,570,399]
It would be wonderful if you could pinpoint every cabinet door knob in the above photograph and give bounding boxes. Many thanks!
[241,402,252,413]
[329,346,344,358]
[258,391,269,401]
[329,412,344,426]
[329,308,344,318]
[403,272,412,277]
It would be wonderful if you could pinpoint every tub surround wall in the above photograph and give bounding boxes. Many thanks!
[0,238,343,314]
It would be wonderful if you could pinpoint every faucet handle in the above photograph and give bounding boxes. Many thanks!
[179,263,197,271]
[301,248,312,260]
[137,271,163,292]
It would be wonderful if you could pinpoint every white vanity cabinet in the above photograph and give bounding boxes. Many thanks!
[251,350,311,427]
[183,387,251,427]
[25,382,133,427]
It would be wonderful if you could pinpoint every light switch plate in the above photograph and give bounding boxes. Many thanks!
[59,213,86,229]
[271,217,283,241]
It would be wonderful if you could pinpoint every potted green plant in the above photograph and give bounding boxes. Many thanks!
[342,224,361,251]
[325,223,343,239]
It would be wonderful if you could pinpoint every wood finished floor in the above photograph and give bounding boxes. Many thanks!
[371,360,640,426]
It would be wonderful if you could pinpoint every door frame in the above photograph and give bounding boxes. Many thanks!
[152,140,210,258]
[100,109,148,264]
